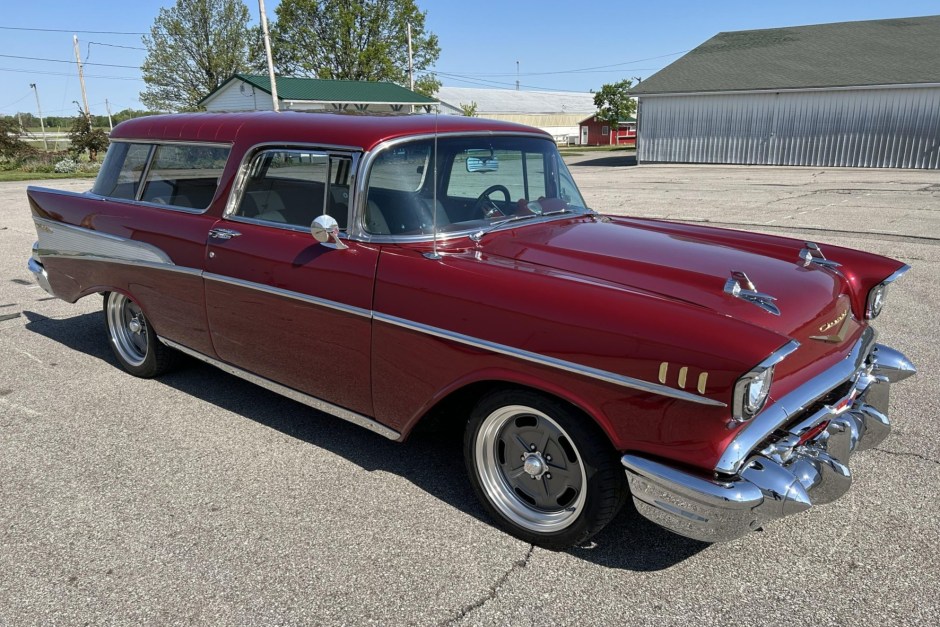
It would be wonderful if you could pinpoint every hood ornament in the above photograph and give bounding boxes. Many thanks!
[724,270,781,316]
[799,242,842,270]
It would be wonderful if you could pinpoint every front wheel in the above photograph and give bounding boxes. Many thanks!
[464,389,627,549]
[103,291,177,378]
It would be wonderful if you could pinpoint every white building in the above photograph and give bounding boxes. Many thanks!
[200,74,437,113]
[436,86,596,143]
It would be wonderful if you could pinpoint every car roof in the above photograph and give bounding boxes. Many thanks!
[109,111,552,152]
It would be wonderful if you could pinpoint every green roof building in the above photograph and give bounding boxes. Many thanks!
[631,16,940,169]
[200,74,437,113]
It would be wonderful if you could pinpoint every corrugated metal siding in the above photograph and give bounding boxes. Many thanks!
[638,87,940,168]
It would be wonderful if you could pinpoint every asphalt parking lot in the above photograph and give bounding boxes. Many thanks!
[1,160,938,625]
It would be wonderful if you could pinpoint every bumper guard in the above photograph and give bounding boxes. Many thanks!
[622,341,915,542]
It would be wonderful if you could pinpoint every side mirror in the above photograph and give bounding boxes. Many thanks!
[310,214,348,250]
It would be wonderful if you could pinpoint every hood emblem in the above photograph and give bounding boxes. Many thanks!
[799,242,842,271]
[810,309,851,343]
[723,270,781,316]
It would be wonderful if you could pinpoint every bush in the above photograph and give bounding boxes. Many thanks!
[54,158,79,173]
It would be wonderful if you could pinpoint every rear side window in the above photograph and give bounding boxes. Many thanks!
[92,141,230,210]
[139,144,230,209]
[231,149,352,229]
[92,142,151,199]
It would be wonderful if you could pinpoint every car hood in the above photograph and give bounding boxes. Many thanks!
[479,216,857,345]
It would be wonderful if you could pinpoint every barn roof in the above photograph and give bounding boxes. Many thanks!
[632,15,940,95]
[436,87,595,115]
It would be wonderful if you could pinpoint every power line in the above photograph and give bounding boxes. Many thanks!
[0,53,139,69]
[0,66,143,82]
[88,41,147,51]
[430,50,689,79]
[0,25,146,35]
[0,91,33,110]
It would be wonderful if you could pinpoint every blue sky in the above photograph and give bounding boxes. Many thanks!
[1,0,938,118]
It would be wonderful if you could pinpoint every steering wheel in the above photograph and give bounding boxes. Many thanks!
[473,184,512,218]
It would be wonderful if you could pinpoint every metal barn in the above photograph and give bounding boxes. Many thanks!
[632,16,940,169]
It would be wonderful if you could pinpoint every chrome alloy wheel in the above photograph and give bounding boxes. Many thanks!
[475,405,587,533]
[106,293,149,367]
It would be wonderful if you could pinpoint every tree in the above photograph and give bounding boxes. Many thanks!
[0,118,34,161]
[593,79,636,130]
[270,0,441,96]
[68,111,109,161]
[459,101,478,117]
[140,0,252,112]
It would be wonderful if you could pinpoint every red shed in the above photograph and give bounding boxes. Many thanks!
[578,115,637,146]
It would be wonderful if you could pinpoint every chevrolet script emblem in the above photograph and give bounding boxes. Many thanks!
[810,309,850,343]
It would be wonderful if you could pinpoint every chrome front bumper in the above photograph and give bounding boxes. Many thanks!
[622,340,915,542]
[28,243,55,296]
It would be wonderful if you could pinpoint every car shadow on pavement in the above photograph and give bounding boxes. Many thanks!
[25,310,708,571]
[567,154,637,168]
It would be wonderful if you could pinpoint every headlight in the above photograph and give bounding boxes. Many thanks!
[733,366,774,421]
[732,340,799,422]
[866,283,887,319]
[745,368,773,415]
[866,265,911,320]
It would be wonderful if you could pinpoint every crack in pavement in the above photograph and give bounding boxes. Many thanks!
[439,544,534,626]
[872,447,940,467]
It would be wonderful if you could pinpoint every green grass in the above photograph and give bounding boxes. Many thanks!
[0,171,97,182]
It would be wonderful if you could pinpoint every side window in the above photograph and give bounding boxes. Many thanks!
[92,142,152,199]
[601,126,609,136]
[233,149,351,229]
[139,144,230,209]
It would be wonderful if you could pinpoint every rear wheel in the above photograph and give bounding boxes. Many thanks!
[103,292,176,378]
[464,389,627,549]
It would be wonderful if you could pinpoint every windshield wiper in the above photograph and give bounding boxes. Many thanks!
[469,208,574,242]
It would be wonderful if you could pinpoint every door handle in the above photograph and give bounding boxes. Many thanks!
[208,228,242,240]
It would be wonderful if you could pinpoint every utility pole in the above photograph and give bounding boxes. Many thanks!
[105,98,114,131]
[29,83,48,150]
[407,24,414,91]
[258,0,279,112]
[72,35,91,119]
[516,61,520,91]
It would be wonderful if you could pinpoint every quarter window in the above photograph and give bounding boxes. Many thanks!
[232,149,352,229]
[139,144,230,209]
[92,142,152,200]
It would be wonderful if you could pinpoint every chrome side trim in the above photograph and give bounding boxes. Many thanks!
[882,264,912,285]
[716,326,876,474]
[374,312,727,407]
[203,272,372,319]
[158,337,400,441]
[33,216,174,264]
[35,253,203,277]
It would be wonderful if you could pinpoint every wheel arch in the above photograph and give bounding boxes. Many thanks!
[399,368,618,447]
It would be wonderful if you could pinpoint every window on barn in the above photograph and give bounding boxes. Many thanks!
[601,126,609,136]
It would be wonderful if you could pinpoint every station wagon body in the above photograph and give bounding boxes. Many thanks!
[26,112,915,548]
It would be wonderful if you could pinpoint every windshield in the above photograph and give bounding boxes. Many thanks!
[364,135,588,236]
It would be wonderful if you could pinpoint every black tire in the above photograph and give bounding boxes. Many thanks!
[464,388,627,549]
[103,291,177,378]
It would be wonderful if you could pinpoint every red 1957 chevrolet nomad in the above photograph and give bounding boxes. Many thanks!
[26,112,915,549]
